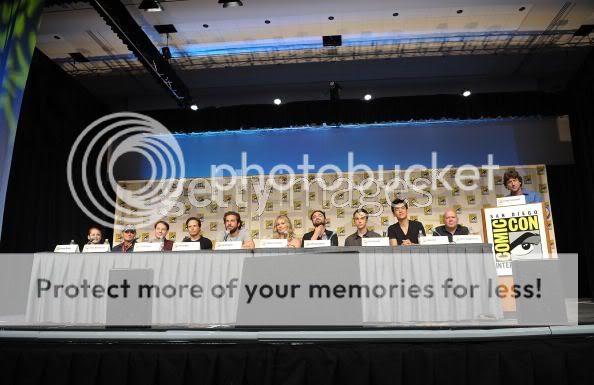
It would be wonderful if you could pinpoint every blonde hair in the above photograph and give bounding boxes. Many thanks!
[273,214,297,241]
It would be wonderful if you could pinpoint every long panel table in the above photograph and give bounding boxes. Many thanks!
[25,244,502,326]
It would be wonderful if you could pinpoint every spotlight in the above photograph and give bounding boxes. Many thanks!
[190,104,198,111]
[139,0,162,12]
[273,98,282,105]
[218,0,243,8]
[363,94,372,101]
[462,90,472,97]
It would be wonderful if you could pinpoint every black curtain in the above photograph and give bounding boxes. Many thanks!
[567,48,594,299]
[1,337,594,385]
[144,92,567,133]
[547,164,590,296]
[0,49,112,252]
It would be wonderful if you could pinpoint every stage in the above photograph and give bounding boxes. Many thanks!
[2,325,594,385]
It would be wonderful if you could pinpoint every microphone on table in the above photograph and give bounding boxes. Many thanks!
[223,230,230,242]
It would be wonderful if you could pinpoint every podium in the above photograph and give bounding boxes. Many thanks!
[482,202,552,312]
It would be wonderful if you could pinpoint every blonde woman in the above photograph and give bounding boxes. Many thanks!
[273,214,301,248]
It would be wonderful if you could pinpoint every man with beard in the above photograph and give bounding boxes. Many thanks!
[216,211,254,249]
[302,210,338,246]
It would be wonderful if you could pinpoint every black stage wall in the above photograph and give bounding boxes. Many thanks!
[0,49,112,253]
[1,337,594,385]
[567,48,594,300]
[1,49,592,297]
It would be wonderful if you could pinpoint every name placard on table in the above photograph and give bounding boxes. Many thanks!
[497,195,526,207]
[361,237,390,247]
[215,241,243,250]
[133,242,162,252]
[259,239,288,248]
[303,240,331,248]
[54,244,80,253]
[82,244,110,253]
[418,236,450,245]
[452,234,483,244]
[172,242,201,251]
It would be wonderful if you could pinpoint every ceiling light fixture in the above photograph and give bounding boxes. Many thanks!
[462,90,472,97]
[190,104,198,111]
[218,0,243,8]
[364,94,372,101]
[273,98,282,105]
[138,0,162,12]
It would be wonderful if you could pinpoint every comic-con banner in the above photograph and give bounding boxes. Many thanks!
[483,203,550,276]
[114,165,556,258]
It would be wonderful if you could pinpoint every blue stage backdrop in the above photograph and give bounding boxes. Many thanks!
[114,117,573,180]
[0,0,43,238]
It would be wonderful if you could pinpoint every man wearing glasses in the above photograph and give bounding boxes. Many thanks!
[112,224,137,253]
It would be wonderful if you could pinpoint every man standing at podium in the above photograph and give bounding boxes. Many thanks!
[433,208,470,242]
[503,170,542,203]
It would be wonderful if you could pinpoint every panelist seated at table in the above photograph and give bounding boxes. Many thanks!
[503,170,542,203]
[302,210,339,246]
[182,217,213,249]
[86,226,104,245]
[432,208,470,242]
[388,198,426,246]
[216,211,255,249]
[112,224,137,253]
[344,208,381,246]
[151,220,174,251]
[273,214,302,248]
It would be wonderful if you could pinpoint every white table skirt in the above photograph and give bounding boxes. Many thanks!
[360,251,503,323]
[25,246,502,326]
[26,252,246,325]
